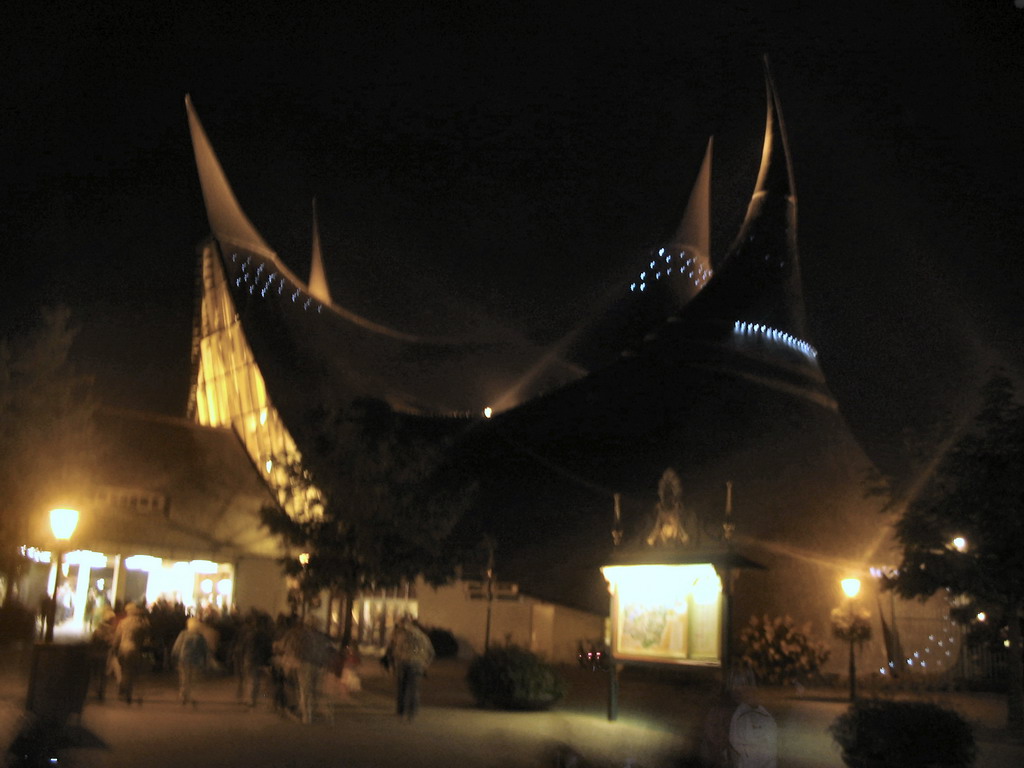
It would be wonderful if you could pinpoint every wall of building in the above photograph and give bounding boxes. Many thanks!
[234,555,290,617]
[417,580,603,663]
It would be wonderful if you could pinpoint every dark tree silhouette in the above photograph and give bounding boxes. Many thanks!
[260,398,475,644]
[0,307,99,602]
[889,371,1024,731]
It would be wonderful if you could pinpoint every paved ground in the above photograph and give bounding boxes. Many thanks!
[3,645,1024,767]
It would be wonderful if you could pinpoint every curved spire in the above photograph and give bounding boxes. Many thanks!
[307,198,332,305]
[185,94,275,259]
[749,56,797,218]
[675,57,809,344]
[628,137,713,304]
[669,136,713,272]
[721,55,807,340]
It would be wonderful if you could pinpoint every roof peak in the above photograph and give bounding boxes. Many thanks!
[307,198,333,305]
[184,95,276,260]
[693,58,809,342]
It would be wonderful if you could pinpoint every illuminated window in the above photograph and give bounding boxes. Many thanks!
[189,245,321,521]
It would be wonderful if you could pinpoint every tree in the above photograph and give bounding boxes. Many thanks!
[0,307,99,602]
[888,371,1024,730]
[260,397,476,644]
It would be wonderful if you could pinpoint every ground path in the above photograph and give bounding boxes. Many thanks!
[4,648,1023,767]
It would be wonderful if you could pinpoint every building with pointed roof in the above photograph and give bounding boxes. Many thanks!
[16,408,287,635]
[179,63,956,673]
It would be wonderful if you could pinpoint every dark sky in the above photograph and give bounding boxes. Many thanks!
[3,1,1022,477]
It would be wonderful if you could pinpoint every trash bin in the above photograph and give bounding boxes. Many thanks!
[24,643,91,725]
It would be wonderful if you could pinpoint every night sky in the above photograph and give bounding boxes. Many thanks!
[3,1,1022,479]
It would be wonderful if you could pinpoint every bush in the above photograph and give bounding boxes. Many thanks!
[426,626,458,658]
[466,645,566,710]
[829,699,976,767]
[736,614,831,685]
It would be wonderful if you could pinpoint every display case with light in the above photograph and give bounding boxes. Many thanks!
[601,474,764,670]
[602,561,723,665]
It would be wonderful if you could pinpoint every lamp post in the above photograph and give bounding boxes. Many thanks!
[297,552,310,619]
[45,508,79,642]
[483,537,495,652]
[841,577,862,701]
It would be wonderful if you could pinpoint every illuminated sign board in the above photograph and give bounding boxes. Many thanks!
[602,562,723,666]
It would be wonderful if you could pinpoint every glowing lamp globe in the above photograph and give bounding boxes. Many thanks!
[841,578,861,599]
[49,508,79,541]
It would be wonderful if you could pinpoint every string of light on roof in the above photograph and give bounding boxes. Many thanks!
[232,252,324,313]
[629,247,711,293]
[733,321,818,360]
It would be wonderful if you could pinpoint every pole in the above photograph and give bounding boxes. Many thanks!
[849,635,857,701]
[484,538,494,652]
[44,547,63,643]
[719,563,734,693]
[848,595,857,701]
[607,656,619,721]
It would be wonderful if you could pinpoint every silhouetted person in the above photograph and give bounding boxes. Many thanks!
[111,603,149,704]
[172,617,211,706]
[387,615,434,720]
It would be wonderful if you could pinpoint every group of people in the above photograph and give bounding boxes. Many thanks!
[90,602,149,703]
[88,601,269,706]
[86,601,436,723]
[88,601,215,705]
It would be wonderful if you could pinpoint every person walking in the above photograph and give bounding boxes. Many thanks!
[110,603,149,704]
[172,617,211,706]
[89,608,117,701]
[278,617,331,723]
[233,610,274,708]
[387,615,434,721]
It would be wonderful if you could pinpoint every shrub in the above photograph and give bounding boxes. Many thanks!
[466,645,566,710]
[426,626,458,658]
[831,606,873,644]
[829,699,976,767]
[736,614,831,685]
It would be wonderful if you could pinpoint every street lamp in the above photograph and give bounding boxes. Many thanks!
[841,577,861,701]
[45,508,79,642]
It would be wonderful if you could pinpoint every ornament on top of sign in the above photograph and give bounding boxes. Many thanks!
[645,468,701,548]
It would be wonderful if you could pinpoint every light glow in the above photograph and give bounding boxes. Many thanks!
[193,246,318,522]
[602,563,722,665]
[124,555,163,572]
[841,578,862,598]
[21,546,51,564]
[49,508,79,540]
[630,248,711,292]
[63,550,108,569]
[733,320,818,360]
